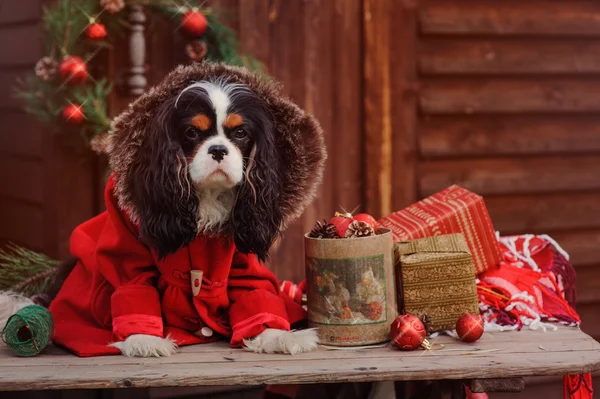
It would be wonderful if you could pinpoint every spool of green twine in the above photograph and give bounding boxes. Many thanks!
[1,305,53,356]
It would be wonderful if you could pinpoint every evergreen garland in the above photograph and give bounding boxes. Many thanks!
[14,0,259,150]
[0,245,58,297]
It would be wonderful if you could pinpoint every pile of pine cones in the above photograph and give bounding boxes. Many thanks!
[308,212,377,239]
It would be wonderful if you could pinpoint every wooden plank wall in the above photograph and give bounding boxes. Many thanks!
[415,0,600,342]
[363,1,600,397]
[206,0,364,282]
[0,0,99,260]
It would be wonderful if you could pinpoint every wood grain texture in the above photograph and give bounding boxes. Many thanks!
[420,115,600,158]
[389,0,419,212]
[266,0,307,283]
[0,327,597,391]
[330,0,363,213]
[486,193,600,234]
[363,0,391,218]
[0,156,43,203]
[421,79,600,114]
[0,110,43,158]
[550,230,600,267]
[420,1,600,36]
[0,0,42,24]
[575,265,600,305]
[0,198,43,250]
[420,38,600,75]
[0,23,42,67]
[420,156,600,197]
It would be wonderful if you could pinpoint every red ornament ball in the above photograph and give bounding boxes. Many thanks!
[353,213,377,229]
[329,213,354,238]
[86,23,107,40]
[59,56,88,85]
[181,9,208,38]
[390,314,426,350]
[456,313,484,343]
[62,104,85,125]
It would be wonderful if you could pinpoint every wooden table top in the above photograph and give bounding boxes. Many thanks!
[1,326,599,391]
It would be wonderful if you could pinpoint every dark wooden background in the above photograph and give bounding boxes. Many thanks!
[2,0,600,397]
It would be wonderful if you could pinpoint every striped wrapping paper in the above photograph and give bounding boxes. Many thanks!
[378,185,501,275]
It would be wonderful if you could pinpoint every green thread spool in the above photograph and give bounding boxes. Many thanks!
[2,305,53,356]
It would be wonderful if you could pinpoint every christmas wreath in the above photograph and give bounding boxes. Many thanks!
[14,0,259,152]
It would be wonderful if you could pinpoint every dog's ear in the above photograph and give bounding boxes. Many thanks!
[232,110,283,262]
[127,98,199,259]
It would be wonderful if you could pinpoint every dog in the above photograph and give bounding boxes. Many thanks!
[30,63,326,357]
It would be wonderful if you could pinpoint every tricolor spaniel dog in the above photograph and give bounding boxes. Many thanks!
[39,63,326,357]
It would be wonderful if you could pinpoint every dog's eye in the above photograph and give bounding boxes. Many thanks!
[184,127,199,140]
[233,128,247,139]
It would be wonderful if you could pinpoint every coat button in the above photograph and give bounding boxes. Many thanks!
[201,327,213,337]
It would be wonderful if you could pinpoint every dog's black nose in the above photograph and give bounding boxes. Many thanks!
[208,145,228,162]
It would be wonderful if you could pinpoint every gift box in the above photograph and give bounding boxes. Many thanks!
[378,185,501,274]
[395,233,479,332]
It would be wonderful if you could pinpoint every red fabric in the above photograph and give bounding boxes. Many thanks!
[478,235,580,329]
[564,374,594,399]
[49,174,307,357]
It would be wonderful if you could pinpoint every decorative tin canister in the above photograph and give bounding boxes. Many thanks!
[304,229,396,346]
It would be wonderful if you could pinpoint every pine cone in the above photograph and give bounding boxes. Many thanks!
[309,219,338,239]
[34,57,57,81]
[346,220,375,238]
[100,0,125,13]
[186,40,208,62]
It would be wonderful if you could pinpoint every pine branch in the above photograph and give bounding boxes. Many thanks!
[0,245,59,297]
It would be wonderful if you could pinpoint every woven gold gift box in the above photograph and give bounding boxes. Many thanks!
[395,233,479,332]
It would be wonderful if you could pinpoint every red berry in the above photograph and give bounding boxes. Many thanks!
[329,215,354,238]
[59,56,88,85]
[181,10,208,37]
[86,23,107,41]
[62,104,85,125]
[456,313,484,343]
[353,213,377,229]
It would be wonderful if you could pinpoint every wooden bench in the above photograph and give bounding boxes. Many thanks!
[0,326,598,397]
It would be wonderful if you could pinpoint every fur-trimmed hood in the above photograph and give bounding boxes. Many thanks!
[108,62,326,234]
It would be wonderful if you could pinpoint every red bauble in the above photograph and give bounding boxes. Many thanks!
[456,313,484,343]
[353,213,377,229]
[59,56,88,85]
[62,104,85,125]
[329,213,354,238]
[181,10,208,38]
[86,23,107,40]
[390,314,426,350]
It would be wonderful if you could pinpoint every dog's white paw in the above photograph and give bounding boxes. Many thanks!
[243,328,319,355]
[110,334,177,357]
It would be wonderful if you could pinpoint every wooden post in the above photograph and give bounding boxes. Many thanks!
[127,5,147,96]
[364,0,419,218]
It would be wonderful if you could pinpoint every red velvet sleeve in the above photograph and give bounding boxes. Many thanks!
[227,252,290,347]
[95,176,163,341]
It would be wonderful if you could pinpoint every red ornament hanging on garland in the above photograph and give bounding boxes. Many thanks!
[86,22,107,41]
[456,313,484,343]
[62,104,85,125]
[181,9,208,38]
[390,314,428,350]
[59,56,87,85]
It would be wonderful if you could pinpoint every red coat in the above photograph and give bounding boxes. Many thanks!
[49,176,306,357]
